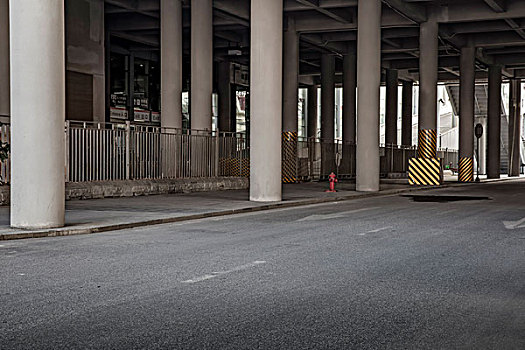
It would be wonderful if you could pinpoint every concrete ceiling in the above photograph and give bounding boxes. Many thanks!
[104,0,525,84]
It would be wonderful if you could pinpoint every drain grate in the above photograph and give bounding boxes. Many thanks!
[401,194,492,203]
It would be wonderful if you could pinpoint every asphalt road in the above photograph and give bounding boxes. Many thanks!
[1,180,524,349]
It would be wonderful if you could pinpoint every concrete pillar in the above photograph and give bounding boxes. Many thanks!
[282,16,299,183]
[356,0,381,191]
[307,85,318,138]
[401,80,413,146]
[10,0,65,228]
[343,49,357,144]
[250,0,282,201]
[487,65,502,179]
[508,78,522,177]
[385,69,398,146]
[218,60,233,132]
[282,16,298,134]
[0,0,9,118]
[321,54,335,175]
[161,0,183,130]
[459,45,476,182]
[191,0,213,132]
[418,18,439,158]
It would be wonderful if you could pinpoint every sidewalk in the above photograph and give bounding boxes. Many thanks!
[0,177,519,240]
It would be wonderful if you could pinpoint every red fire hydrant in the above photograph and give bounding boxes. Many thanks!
[325,172,338,192]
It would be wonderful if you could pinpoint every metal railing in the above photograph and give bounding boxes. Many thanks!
[0,121,460,184]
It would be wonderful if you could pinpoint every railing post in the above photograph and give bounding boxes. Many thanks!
[215,129,220,177]
[65,120,70,182]
[125,120,131,180]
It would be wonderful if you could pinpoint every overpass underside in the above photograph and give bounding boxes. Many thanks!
[1,0,525,228]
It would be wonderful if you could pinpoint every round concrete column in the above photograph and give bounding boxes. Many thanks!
[0,0,9,118]
[459,45,476,182]
[307,85,318,138]
[161,0,183,130]
[418,19,439,158]
[250,0,283,202]
[508,78,522,177]
[487,65,502,179]
[191,0,213,132]
[385,69,399,146]
[343,50,357,144]
[356,0,381,192]
[10,0,65,228]
[282,16,299,134]
[321,54,335,176]
[401,81,414,147]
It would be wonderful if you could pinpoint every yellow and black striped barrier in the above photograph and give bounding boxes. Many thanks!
[282,131,298,183]
[219,158,250,177]
[408,158,442,186]
[418,129,437,159]
[458,157,473,182]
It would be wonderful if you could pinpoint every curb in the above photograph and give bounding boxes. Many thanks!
[0,177,520,241]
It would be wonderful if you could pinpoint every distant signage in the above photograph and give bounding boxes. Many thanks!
[134,109,150,122]
[151,112,160,123]
[110,107,128,120]
[475,123,483,139]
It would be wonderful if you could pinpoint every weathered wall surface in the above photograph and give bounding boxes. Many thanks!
[0,177,249,205]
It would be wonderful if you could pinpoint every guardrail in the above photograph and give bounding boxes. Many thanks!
[0,121,459,184]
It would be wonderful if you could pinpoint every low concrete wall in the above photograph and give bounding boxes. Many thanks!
[0,177,249,206]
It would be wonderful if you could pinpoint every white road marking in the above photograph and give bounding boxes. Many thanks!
[357,226,392,236]
[503,217,525,230]
[17,273,25,276]
[297,207,379,222]
[182,260,266,284]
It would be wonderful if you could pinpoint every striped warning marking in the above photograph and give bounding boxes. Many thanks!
[458,157,474,182]
[408,158,442,186]
[417,129,437,159]
[282,131,298,183]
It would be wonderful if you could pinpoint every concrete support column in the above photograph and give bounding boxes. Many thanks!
[401,81,413,147]
[459,45,476,182]
[343,49,357,144]
[321,54,335,176]
[282,16,299,183]
[191,0,213,132]
[10,0,65,228]
[356,0,381,191]
[0,0,9,118]
[307,85,318,138]
[161,0,183,130]
[385,69,399,146]
[218,60,233,132]
[418,18,439,158]
[250,0,282,201]
[508,78,522,177]
[487,65,502,179]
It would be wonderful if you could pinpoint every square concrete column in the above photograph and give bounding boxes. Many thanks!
[343,48,357,144]
[459,45,476,182]
[385,69,399,146]
[508,78,522,177]
[282,16,299,183]
[321,54,335,176]
[401,81,414,147]
[356,0,381,191]
[418,18,439,158]
[191,0,213,132]
[10,0,65,228]
[161,0,183,130]
[218,60,233,132]
[307,85,318,138]
[487,65,502,179]
[0,0,8,118]
[250,0,283,202]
